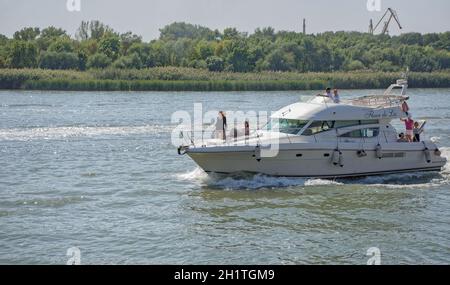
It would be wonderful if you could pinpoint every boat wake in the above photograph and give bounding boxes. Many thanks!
[177,147,450,190]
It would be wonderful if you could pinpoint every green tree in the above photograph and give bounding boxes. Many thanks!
[38,52,79,69]
[263,48,295,71]
[194,40,214,60]
[98,34,120,60]
[37,27,68,51]
[223,40,253,72]
[112,53,142,69]
[76,21,114,40]
[40,27,67,38]
[206,56,224,71]
[86,53,112,69]
[344,60,366,71]
[6,40,38,68]
[13,27,40,41]
[120,32,142,55]
[47,37,74,53]
[223,28,244,40]
[78,51,88,71]
[159,22,217,40]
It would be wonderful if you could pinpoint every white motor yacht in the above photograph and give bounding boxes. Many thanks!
[177,79,447,178]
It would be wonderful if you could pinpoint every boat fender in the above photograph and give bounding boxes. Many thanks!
[338,151,344,168]
[434,148,441,156]
[177,146,187,155]
[332,149,340,166]
[375,144,382,159]
[424,147,431,163]
[255,145,261,162]
[357,150,367,157]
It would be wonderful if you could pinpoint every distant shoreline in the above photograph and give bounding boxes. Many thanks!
[1,68,449,91]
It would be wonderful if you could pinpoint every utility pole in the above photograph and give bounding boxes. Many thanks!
[303,18,306,35]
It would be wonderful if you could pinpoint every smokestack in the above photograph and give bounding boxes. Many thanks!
[303,18,306,34]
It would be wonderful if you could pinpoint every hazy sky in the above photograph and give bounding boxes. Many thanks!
[1,0,449,40]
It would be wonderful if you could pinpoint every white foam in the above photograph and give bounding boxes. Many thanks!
[430,136,441,143]
[176,168,344,190]
[304,179,343,186]
[440,147,450,175]
[176,167,208,181]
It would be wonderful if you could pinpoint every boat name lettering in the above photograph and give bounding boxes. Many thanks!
[365,109,398,119]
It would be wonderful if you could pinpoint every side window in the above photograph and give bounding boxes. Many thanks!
[340,128,379,138]
[360,120,379,125]
[340,129,362,138]
[302,121,334,136]
[334,120,360,128]
[334,120,379,128]
[267,119,309,135]
[361,128,379,138]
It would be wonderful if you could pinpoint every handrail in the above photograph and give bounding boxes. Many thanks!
[179,123,389,147]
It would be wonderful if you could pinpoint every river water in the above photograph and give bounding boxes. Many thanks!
[0,89,449,264]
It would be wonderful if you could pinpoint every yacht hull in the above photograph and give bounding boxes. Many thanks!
[186,145,446,178]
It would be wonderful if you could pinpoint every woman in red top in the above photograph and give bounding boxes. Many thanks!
[400,115,414,142]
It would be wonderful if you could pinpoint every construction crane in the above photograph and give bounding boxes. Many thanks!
[369,8,402,35]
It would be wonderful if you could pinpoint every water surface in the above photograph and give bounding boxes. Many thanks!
[0,89,449,264]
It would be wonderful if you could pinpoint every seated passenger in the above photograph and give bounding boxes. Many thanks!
[397,133,408,142]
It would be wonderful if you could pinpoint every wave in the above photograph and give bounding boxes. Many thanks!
[1,103,57,108]
[3,195,88,208]
[0,125,173,141]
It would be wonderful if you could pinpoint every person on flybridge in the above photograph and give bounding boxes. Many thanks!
[323,88,333,100]
[333,89,341,103]
[319,88,340,103]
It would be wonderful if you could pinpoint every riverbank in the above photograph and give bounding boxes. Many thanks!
[1,67,450,91]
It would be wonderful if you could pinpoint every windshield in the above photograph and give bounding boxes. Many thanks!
[265,118,309,135]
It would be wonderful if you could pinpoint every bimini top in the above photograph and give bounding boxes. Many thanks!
[271,100,406,121]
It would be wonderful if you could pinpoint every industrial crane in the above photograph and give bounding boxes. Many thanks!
[369,8,402,35]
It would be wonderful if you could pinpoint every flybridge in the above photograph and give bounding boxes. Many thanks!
[271,79,409,121]
[271,102,405,121]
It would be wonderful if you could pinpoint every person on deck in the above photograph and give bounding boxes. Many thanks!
[400,115,414,142]
[413,121,424,142]
[220,111,227,141]
[244,120,250,140]
[215,112,223,140]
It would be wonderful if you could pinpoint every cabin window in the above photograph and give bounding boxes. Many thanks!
[340,128,379,138]
[360,120,379,125]
[265,118,309,134]
[301,121,334,136]
[334,121,360,128]
[334,120,379,128]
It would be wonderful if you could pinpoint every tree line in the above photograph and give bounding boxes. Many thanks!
[0,21,449,73]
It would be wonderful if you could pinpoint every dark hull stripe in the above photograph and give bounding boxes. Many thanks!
[204,166,443,179]
[188,148,440,154]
